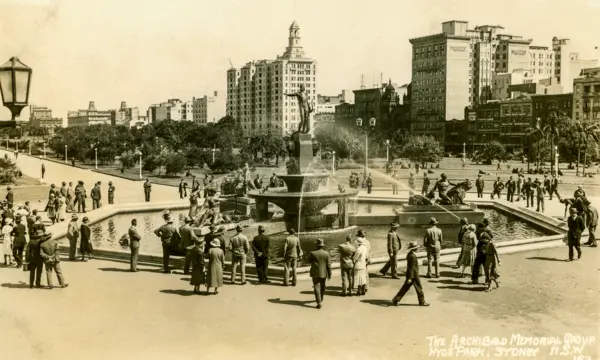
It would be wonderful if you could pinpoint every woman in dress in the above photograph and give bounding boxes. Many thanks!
[484,238,501,292]
[206,238,224,294]
[459,224,477,278]
[188,237,205,294]
[2,218,14,265]
[352,236,368,296]
[46,193,56,225]
[57,194,67,223]
[80,216,93,261]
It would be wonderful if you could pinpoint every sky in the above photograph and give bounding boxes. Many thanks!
[0,0,599,124]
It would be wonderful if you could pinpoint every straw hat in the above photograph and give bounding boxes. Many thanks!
[459,217,468,225]
[569,207,578,213]
[467,224,476,231]
[210,238,221,248]
[71,214,79,221]
[184,216,192,223]
[216,226,225,235]
[429,217,438,225]
[407,241,419,251]
[235,224,243,232]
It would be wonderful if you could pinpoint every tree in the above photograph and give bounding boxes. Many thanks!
[400,135,444,167]
[472,141,507,165]
[314,123,363,161]
[209,151,241,173]
[0,157,18,184]
[165,153,187,175]
[119,150,137,169]
[575,122,600,176]
[539,107,569,173]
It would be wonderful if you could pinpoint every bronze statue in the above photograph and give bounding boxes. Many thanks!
[429,173,455,204]
[285,84,314,133]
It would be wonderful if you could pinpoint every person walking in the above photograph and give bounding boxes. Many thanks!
[154,216,179,273]
[66,182,75,212]
[27,229,50,288]
[584,205,598,247]
[108,181,115,205]
[143,178,152,202]
[352,237,368,296]
[459,224,477,278]
[524,177,534,208]
[506,176,515,202]
[80,216,93,261]
[338,235,356,296]
[41,163,45,179]
[475,174,484,198]
[67,214,79,261]
[75,180,86,213]
[10,215,27,268]
[60,181,68,198]
[229,225,249,285]
[46,193,56,225]
[129,219,142,272]
[567,208,585,261]
[91,182,101,210]
[536,181,546,213]
[421,172,430,196]
[472,223,492,284]
[379,222,401,278]
[206,238,224,294]
[252,225,270,283]
[179,216,198,275]
[282,228,302,286]
[423,217,442,278]
[188,237,205,293]
[484,239,501,292]
[391,241,429,306]
[308,238,332,309]
[549,175,559,201]
[40,233,68,289]
[179,179,187,199]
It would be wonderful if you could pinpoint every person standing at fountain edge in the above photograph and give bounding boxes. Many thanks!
[80,217,93,261]
[179,216,198,275]
[338,235,356,296]
[491,177,503,200]
[472,221,493,284]
[154,215,179,273]
[567,208,585,261]
[549,174,559,201]
[40,232,68,289]
[91,182,102,210]
[129,219,142,272]
[309,238,332,309]
[229,225,249,285]
[252,225,271,283]
[108,181,115,205]
[421,172,430,196]
[283,228,303,287]
[475,174,484,198]
[284,84,314,133]
[506,176,516,202]
[67,214,79,261]
[206,237,224,294]
[366,173,373,194]
[379,222,401,279]
[423,217,442,278]
[143,178,152,202]
[454,218,469,268]
[391,241,429,307]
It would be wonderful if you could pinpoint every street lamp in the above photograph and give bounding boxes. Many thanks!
[356,117,376,173]
[94,147,98,169]
[135,148,142,179]
[43,142,46,158]
[462,142,466,158]
[64,145,67,163]
[0,57,32,125]
[555,145,559,176]
[332,150,336,175]
[212,147,217,164]
[385,139,390,163]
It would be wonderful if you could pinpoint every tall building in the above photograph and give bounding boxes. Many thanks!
[111,101,139,126]
[315,91,353,123]
[67,101,112,127]
[353,80,403,131]
[193,91,225,125]
[573,67,600,123]
[553,38,598,93]
[147,99,187,123]
[226,21,317,137]
[29,105,63,128]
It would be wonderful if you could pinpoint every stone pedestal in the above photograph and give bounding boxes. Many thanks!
[337,199,349,228]
[256,199,270,222]
[220,196,255,216]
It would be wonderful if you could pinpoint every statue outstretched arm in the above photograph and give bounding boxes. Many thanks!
[284,93,296,97]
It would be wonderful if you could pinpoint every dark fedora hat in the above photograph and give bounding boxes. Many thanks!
[315,238,325,248]
[429,217,438,225]
[390,221,399,228]
[357,229,366,237]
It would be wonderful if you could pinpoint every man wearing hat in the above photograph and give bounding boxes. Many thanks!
[108,181,115,205]
[40,231,68,289]
[229,224,249,284]
[179,216,198,274]
[379,222,401,278]
[308,238,332,309]
[129,219,142,272]
[392,241,429,306]
[252,224,271,283]
[144,178,152,202]
[27,229,50,288]
[67,214,79,261]
[60,181,68,198]
[91,182,102,210]
[567,208,585,261]
[154,216,180,273]
[282,228,303,286]
[423,217,442,278]
[67,182,75,212]
[584,204,598,247]
[5,185,13,209]
[11,215,27,268]
[75,180,87,213]
[338,235,356,296]
[80,216,93,261]
[475,174,484,198]
[203,225,217,255]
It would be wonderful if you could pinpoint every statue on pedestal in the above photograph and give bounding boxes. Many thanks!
[285,84,314,134]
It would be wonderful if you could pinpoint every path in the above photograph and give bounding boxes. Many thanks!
[0,246,597,360]
[1,150,178,204]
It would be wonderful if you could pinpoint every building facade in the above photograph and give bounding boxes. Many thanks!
[67,101,112,127]
[193,91,225,125]
[573,67,600,123]
[464,102,501,153]
[29,105,63,128]
[226,21,317,137]
[111,101,139,126]
[147,99,185,123]
[553,38,598,93]
[498,96,532,153]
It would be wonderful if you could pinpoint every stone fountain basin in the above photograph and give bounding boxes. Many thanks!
[248,189,358,215]
[278,173,329,192]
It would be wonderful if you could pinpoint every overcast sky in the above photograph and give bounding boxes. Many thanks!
[0,0,599,123]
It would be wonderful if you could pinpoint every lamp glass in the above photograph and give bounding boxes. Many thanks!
[0,71,13,103]
[14,70,30,103]
[369,117,376,127]
[356,118,363,127]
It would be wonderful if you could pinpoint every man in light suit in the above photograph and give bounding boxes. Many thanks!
[338,235,356,296]
[392,241,429,306]
[40,233,68,289]
[179,216,198,274]
[129,219,142,272]
[308,238,332,309]
[379,222,401,278]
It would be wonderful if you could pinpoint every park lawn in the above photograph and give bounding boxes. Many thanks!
[0,174,48,210]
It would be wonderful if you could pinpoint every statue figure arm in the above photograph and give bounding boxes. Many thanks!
[284,93,296,98]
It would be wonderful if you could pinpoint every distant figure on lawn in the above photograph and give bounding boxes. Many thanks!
[144,178,152,202]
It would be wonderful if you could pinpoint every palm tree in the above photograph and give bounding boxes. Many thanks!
[526,118,545,168]
[576,122,600,176]
[540,106,569,174]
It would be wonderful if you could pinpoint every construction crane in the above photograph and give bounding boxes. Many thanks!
[229,58,234,69]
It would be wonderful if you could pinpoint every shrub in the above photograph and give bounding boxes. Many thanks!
[165,153,187,175]
[142,155,159,172]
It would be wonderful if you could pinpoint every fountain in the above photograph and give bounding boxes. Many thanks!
[248,131,359,231]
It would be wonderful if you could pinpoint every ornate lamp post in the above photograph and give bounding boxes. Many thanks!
[555,145,559,176]
[64,145,67,163]
[356,117,376,173]
[385,139,390,162]
[462,142,466,158]
[94,147,98,169]
[43,142,46,158]
[212,147,216,164]
[332,150,336,175]
[135,148,142,179]
[0,57,32,126]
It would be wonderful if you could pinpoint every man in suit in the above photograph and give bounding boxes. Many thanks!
[60,181,68,198]
[584,205,598,247]
[229,225,249,284]
[154,216,179,273]
[491,177,503,200]
[338,235,356,296]
[129,219,142,272]
[67,182,75,212]
[282,228,302,287]
[524,177,534,208]
[40,232,68,289]
[252,225,271,283]
[27,229,49,288]
[567,208,585,261]
[379,222,401,278]
[421,172,430,196]
[516,174,523,201]
[506,176,515,202]
[179,216,198,274]
[308,238,332,309]
[66,214,79,260]
[423,217,442,278]
[75,180,87,213]
[392,241,429,306]
[475,174,484,198]
[11,215,27,268]
[143,178,152,202]
[91,182,101,210]
[108,181,115,205]
[549,175,559,201]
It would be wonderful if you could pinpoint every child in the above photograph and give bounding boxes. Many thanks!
[2,218,14,265]
[188,238,205,294]
[484,239,501,292]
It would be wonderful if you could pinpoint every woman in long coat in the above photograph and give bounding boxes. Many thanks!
[206,238,224,294]
[57,194,67,223]
[459,224,477,278]
[46,194,56,224]
[352,237,368,296]
[188,238,205,294]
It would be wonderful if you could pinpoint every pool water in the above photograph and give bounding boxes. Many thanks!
[89,204,552,267]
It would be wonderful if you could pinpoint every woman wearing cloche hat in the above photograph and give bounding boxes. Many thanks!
[206,238,224,294]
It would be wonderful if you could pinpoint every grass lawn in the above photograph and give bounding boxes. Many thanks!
[0,174,47,209]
